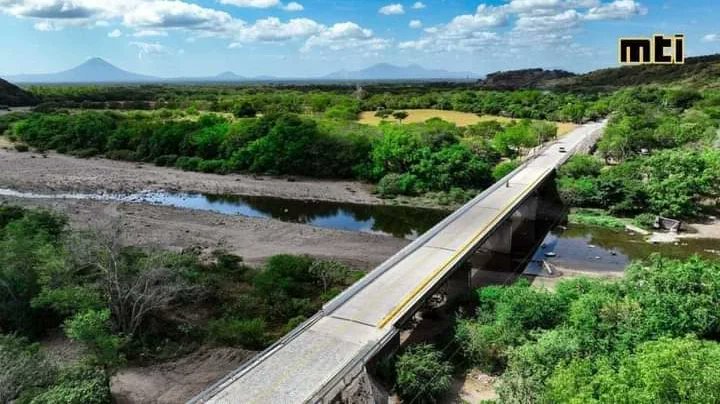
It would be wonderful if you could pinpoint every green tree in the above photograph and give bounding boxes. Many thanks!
[392,110,409,123]
[395,344,453,403]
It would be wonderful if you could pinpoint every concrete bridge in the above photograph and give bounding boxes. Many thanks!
[190,121,606,404]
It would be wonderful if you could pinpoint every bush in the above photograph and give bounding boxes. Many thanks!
[71,147,99,158]
[376,173,419,197]
[492,160,520,181]
[197,159,227,174]
[395,344,453,403]
[14,143,29,152]
[104,149,136,161]
[0,335,56,403]
[633,212,656,229]
[207,317,267,349]
[64,309,124,367]
[559,155,603,179]
[28,366,111,404]
[175,156,203,171]
[153,154,179,167]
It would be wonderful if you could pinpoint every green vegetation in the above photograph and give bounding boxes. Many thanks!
[8,106,568,200]
[567,209,627,229]
[558,87,720,219]
[0,205,362,403]
[395,344,454,403]
[452,255,720,403]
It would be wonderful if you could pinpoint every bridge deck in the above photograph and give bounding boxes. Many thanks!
[195,121,606,404]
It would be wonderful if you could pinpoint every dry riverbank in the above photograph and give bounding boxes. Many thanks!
[0,195,408,269]
[0,148,382,204]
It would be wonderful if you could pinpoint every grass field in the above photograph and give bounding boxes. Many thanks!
[357,109,577,135]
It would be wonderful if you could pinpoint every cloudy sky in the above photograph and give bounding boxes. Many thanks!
[1,0,719,77]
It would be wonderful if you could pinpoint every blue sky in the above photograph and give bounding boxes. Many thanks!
[1,0,719,77]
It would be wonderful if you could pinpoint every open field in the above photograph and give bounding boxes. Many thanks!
[357,109,577,135]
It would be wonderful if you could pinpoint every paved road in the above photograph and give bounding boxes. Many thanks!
[194,121,607,404]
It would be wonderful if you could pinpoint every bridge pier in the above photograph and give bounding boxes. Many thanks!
[482,221,513,254]
[516,195,539,220]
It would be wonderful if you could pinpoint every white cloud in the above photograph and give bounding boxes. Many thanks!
[228,42,243,48]
[129,41,171,58]
[219,0,280,8]
[282,1,303,11]
[379,3,404,15]
[108,28,122,37]
[702,34,720,43]
[234,17,322,42]
[409,19,422,29]
[584,0,647,20]
[412,2,426,9]
[132,29,168,37]
[122,1,234,32]
[302,21,390,52]
[515,9,582,32]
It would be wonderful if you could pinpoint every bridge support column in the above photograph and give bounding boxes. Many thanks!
[481,221,513,255]
[518,195,539,221]
[446,264,472,298]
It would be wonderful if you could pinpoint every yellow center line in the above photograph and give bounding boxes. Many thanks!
[376,168,552,329]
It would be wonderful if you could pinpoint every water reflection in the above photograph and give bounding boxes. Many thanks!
[525,224,720,275]
[0,188,448,240]
[139,192,448,239]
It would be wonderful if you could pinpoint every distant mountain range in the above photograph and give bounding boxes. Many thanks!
[323,63,478,80]
[7,58,156,84]
[5,58,479,84]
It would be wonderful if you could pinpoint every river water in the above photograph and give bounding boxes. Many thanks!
[1,188,717,270]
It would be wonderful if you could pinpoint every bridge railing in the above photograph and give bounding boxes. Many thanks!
[188,120,607,404]
[321,139,551,316]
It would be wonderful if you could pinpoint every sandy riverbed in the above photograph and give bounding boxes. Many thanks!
[0,148,382,204]
[0,195,408,270]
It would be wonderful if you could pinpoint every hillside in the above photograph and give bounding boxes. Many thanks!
[477,68,575,90]
[545,54,720,91]
[7,58,157,84]
[0,78,38,106]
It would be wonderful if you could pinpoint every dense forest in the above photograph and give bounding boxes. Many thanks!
[0,205,362,402]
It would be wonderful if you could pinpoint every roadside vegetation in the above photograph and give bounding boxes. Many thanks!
[0,205,362,403]
[557,87,720,221]
[391,255,720,402]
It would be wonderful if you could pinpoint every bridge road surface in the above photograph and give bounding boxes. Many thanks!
[193,121,607,404]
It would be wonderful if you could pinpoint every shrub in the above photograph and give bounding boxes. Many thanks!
[633,212,656,229]
[197,159,227,174]
[395,344,453,403]
[14,143,29,152]
[492,160,520,181]
[207,317,267,349]
[64,309,124,367]
[153,154,179,167]
[175,156,203,171]
[559,155,603,179]
[376,173,419,197]
[0,335,56,403]
[28,366,111,404]
[71,147,100,158]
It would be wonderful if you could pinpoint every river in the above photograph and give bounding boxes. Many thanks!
[2,188,717,270]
